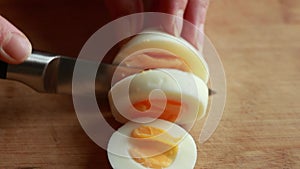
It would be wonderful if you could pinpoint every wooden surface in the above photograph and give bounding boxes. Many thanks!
[1,0,300,168]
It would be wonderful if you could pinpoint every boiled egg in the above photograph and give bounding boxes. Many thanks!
[107,31,210,169]
[113,30,210,83]
[108,68,208,128]
[107,118,197,169]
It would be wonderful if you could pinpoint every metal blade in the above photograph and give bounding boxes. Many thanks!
[57,56,141,95]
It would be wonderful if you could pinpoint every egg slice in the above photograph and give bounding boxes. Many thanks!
[113,30,210,83]
[108,68,208,128]
[107,118,197,169]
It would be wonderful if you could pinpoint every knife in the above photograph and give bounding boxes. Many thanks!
[0,51,216,96]
[0,51,141,95]
[0,50,220,143]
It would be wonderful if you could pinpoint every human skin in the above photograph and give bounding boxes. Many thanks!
[0,15,32,64]
[104,0,210,49]
[0,0,209,64]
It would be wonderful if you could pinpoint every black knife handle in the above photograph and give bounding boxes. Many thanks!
[0,60,7,79]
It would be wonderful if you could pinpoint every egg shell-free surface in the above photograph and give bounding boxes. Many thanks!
[108,69,209,126]
[107,118,197,169]
[113,31,210,83]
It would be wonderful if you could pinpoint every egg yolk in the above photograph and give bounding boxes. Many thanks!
[133,100,183,122]
[129,126,180,169]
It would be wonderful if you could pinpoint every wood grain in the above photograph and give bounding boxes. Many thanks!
[1,0,300,168]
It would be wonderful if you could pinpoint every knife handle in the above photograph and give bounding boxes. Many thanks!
[3,51,60,93]
[0,61,7,79]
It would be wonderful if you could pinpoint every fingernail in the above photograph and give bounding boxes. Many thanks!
[1,32,32,62]
[174,10,184,37]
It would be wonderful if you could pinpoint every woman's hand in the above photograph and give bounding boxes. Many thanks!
[0,0,209,64]
[105,0,210,50]
[0,15,32,64]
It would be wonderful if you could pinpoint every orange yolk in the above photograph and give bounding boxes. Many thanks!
[129,126,180,169]
[133,100,182,122]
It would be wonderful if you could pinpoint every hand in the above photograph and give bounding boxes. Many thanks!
[104,0,210,50]
[0,15,32,64]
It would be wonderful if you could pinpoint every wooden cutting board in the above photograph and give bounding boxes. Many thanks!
[0,0,300,168]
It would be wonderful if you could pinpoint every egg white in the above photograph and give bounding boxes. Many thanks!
[107,118,197,169]
[108,68,209,127]
[113,30,210,83]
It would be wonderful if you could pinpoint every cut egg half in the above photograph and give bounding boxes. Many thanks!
[107,118,197,169]
[113,31,210,83]
[108,68,209,128]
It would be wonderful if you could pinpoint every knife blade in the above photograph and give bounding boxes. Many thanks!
[0,51,216,97]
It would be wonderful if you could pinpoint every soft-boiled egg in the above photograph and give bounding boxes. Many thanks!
[108,68,209,128]
[107,118,197,169]
[113,30,210,83]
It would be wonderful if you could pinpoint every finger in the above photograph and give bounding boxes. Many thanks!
[104,0,144,19]
[0,15,32,64]
[156,0,188,36]
[103,0,144,35]
[103,0,144,60]
[181,0,210,50]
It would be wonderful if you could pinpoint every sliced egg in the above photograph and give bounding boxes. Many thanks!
[107,31,211,169]
[108,68,208,128]
[107,118,197,169]
[113,31,210,83]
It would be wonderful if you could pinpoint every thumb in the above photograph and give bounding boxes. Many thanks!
[0,15,32,64]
